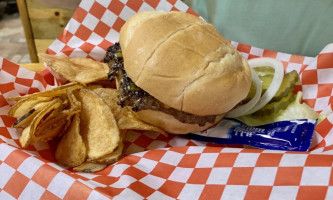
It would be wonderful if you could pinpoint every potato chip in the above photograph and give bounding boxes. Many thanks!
[6,82,83,102]
[58,115,74,138]
[55,114,86,167]
[66,88,81,111]
[53,88,82,138]
[33,100,55,110]
[75,89,120,159]
[13,100,59,128]
[19,125,33,148]
[35,94,79,140]
[87,130,126,164]
[86,141,124,165]
[8,96,52,118]
[34,115,68,140]
[19,98,63,147]
[13,108,37,128]
[12,87,80,128]
[8,78,135,172]
[43,98,69,122]
[73,162,107,173]
[85,84,103,90]
[92,88,166,136]
[27,89,80,141]
[39,53,109,84]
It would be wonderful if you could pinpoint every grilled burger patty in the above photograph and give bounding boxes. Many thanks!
[104,43,218,126]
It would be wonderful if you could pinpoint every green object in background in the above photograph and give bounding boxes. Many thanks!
[189,0,333,57]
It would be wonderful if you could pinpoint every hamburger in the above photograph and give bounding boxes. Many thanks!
[104,11,252,134]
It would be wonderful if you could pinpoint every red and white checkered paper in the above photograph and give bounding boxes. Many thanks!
[1,0,333,199]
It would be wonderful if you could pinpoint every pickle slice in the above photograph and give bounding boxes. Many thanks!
[253,91,296,116]
[260,75,273,94]
[271,70,299,102]
[243,68,299,104]
[253,66,275,76]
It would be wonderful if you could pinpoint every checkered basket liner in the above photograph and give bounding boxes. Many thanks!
[1,0,333,199]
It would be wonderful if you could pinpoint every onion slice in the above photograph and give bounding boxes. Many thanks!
[225,69,262,118]
[245,57,284,115]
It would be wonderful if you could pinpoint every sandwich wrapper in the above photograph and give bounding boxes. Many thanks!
[1,0,333,199]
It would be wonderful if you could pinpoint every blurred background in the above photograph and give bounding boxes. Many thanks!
[0,0,81,64]
[0,0,193,64]
[0,0,192,64]
[0,0,30,63]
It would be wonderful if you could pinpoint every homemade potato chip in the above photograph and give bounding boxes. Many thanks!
[19,98,63,147]
[6,82,83,102]
[37,90,81,139]
[19,125,33,148]
[73,162,108,173]
[86,130,126,164]
[43,98,69,122]
[8,60,169,172]
[13,108,37,128]
[13,100,57,128]
[8,96,52,118]
[34,114,69,141]
[57,115,74,138]
[92,88,166,135]
[55,114,86,167]
[39,53,109,84]
[34,100,55,109]
[10,85,135,172]
[86,141,124,165]
[85,84,103,90]
[75,89,120,159]
[66,88,81,111]
[12,100,54,127]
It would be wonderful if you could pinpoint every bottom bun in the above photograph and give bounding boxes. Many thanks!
[135,110,224,134]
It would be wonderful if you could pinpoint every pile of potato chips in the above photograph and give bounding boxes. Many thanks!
[6,54,165,173]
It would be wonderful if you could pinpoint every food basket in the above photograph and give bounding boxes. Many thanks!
[1,0,333,199]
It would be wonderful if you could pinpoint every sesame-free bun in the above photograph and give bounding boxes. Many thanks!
[119,11,251,133]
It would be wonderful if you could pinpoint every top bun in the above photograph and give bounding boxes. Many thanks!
[119,11,251,116]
